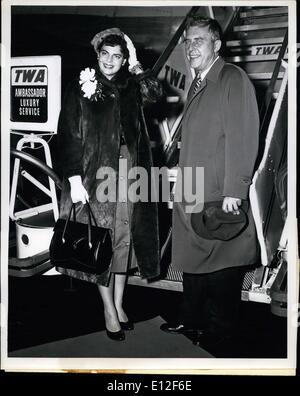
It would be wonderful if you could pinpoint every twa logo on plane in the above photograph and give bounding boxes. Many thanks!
[163,65,186,91]
[251,43,300,62]
[251,44,288,56]
[11,66,48,86]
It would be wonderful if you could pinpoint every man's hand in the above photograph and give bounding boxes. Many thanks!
[68,175,89,204]
[222,197,241,214]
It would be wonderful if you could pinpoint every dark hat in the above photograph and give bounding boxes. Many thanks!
[190,201,249,241]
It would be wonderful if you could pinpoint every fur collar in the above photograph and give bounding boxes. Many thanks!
[94,64,131,90]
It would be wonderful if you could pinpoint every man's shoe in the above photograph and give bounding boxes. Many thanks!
[160,323,203,335]
[160,323,185,334]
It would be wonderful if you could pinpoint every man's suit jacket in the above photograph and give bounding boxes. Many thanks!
[172,57,260,274]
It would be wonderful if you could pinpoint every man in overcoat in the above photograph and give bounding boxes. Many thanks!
[161,16,260,348]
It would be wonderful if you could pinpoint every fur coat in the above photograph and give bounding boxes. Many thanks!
[57,66,163,281]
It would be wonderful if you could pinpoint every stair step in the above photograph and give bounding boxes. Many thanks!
[234,61,284,75]
[232,30,287,42]
[228,43,286,57]
[253,80,282,97]
[237,15,288,26]
[248,72,284,80]
[240,7,288,18]
[226,54,286,62]
[234,22,288,32]
[226,37,284,47]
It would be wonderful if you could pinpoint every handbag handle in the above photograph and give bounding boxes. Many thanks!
[62,204,76,244]
[62,202,98,249]
[85,201,98,226]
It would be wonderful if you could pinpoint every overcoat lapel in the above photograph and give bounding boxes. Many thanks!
[183,57,226,117]
[184,78,207,115]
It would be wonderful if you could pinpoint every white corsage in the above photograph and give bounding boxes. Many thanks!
[79,67,105,101]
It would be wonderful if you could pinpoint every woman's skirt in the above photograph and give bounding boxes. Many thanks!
[109,144,137,273]
[56,144,137,286]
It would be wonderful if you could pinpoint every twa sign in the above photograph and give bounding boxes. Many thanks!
[11,66,48,86]
[10,56,61,133]
[11,65,48,122]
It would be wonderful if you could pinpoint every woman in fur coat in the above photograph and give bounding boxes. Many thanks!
[57,28,162,341]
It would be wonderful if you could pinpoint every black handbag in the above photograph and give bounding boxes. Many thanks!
[49,202,112,275]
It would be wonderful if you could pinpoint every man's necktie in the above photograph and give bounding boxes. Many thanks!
[193,72,202,94]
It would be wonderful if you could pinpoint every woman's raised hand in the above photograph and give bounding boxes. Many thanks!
[123,34,143,74]
[68,175,89,204]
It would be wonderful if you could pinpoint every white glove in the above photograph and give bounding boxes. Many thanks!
[124,34,143,74]
[68,175,89,204]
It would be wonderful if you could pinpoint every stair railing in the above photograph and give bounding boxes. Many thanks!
[260,28,288,121]
[152,6,200,76]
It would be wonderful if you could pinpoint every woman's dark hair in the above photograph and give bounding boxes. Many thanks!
[97,34,129,61]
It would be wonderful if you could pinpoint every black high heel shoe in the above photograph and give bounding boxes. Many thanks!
[106,328,125,341]
[120,321,134,331]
